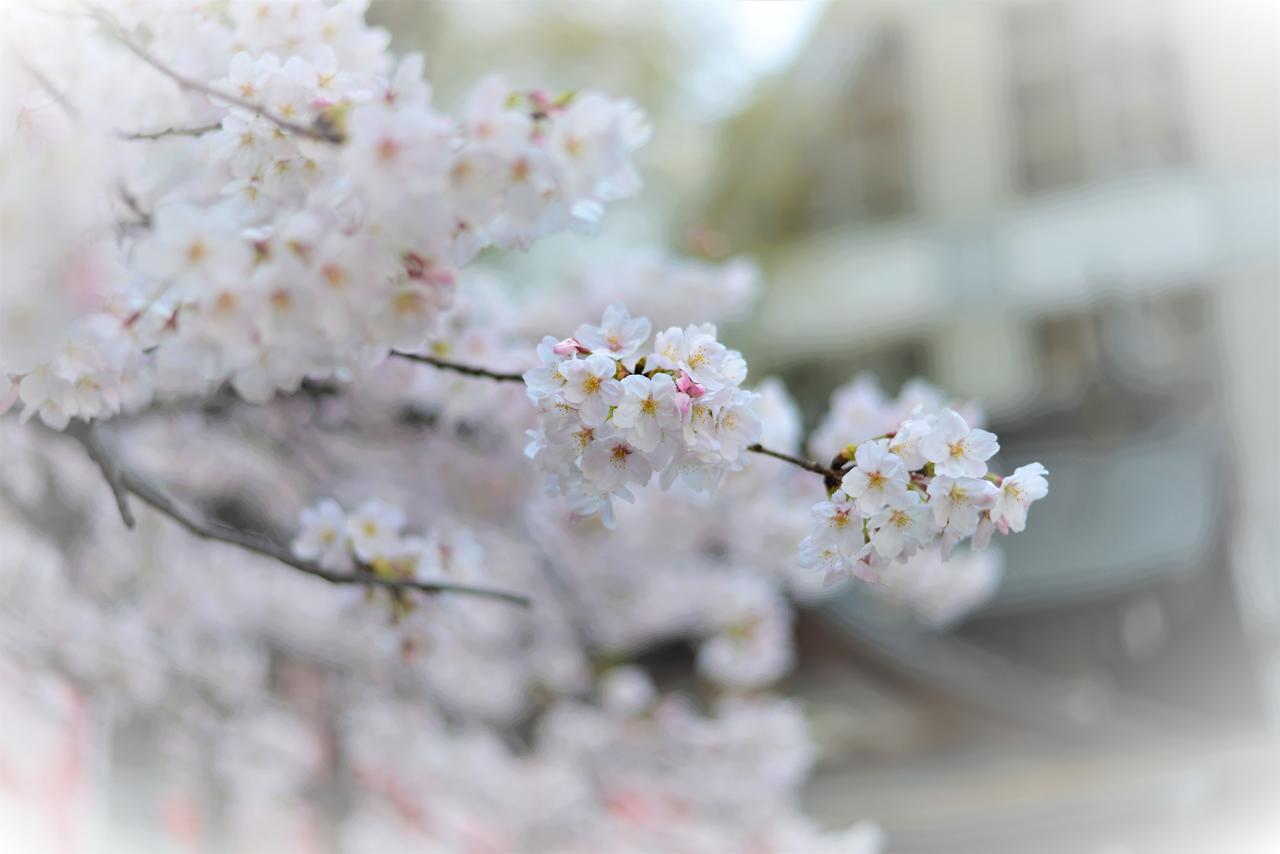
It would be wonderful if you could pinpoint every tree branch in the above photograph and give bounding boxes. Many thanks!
[67,421,135,528]
[390,351,842,479]
[117,123,221,141]
[745,443,841,480]
[391,351,526,383]
[90,9,344,144]
[16,55,78,119]
[62,423,531,608]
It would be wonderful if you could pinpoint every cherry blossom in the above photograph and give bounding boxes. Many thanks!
[841,440,909,515]
[920,408,1000,478]
[990,462,1050,534]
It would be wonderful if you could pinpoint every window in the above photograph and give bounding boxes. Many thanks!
[812,27,913,226]
[1007,0,1191,193]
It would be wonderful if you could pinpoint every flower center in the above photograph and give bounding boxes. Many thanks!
[583,375,602,394]
[393,290,425,316]
[212,291,238,314]
[376,138,399,163]
[322,263,346,288]
[640,397,658,416]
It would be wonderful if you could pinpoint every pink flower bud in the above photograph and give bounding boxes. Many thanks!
[530,89,554,112]
[675,371,705,398]
[674,391,692,415]
[424,268,455,287]
[553,337,586,357]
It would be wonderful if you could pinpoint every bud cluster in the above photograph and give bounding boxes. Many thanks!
[523,305,761,526]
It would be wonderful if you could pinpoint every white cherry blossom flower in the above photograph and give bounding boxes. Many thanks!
[346,499,406,562]
[713,393,762,462]
[869,492,932,560]
[840,440,908,515]
[799,534,854,587]
[611,373,680,452]
[559,354,624,427]
[134,204,253,289]
[920,408,999,478]
[574,303,651,361]
[990,462,1049,533]
[887,416,932,471]
[926,475,999,538]
[291,499,350,570]
[580,431,652,495]
[810,492,863,552]
[523,336,572,401]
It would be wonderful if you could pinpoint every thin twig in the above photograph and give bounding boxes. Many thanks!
[91,9,344,144]
[391,351,526,383]
[746,443,841,480]
[118,185,152,229]
[117,123,221,141]
[16,56,78,119]
[61,423,531,607]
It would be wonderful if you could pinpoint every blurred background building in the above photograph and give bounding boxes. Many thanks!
[702,2,1280,848]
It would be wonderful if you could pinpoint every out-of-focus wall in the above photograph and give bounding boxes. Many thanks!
[700,0,1278,706]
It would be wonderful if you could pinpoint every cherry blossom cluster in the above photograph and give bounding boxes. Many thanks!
[291,497,487,593]
[1,410,881,851]
[0,3,1063,849]
[522,304,762,526]
[800,407,1049,585]
[1,0,648,426]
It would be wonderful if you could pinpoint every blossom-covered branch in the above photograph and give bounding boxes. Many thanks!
[519,304,1048,575]
[5,5,649,426]
[91,8,345,143]
[392,347,842,478]
[63,422,531,607]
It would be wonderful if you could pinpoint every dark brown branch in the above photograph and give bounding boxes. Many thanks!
[746,443,841,480]
[91,9,344,144]
[391,351,526,383]
[62,423,530,607]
